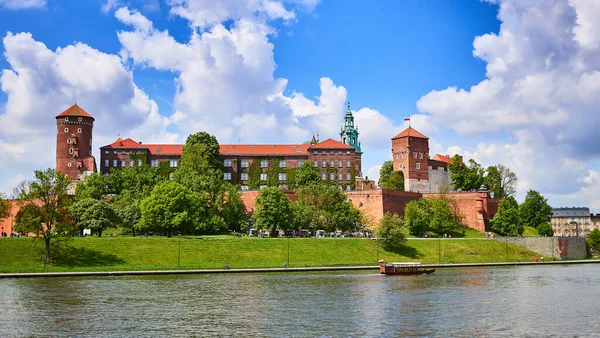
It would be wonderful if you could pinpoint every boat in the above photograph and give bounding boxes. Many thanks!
[378,261,435,275]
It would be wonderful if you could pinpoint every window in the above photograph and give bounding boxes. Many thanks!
[67,139,72,144]
[260,173,267,181]
[322,160,327,168]
[241,160,249,168]
[313,151,318,155]
[298,160,304,167]
[77,128,82,133]
[314,160,318,167]
[401,153,405,159]
[338,151,342,155]
[169,173,173,181]
[241,185,249,191]
[322,173,326,180]
[224,159,232,167]
[65,117,69,121]
[69,148,73,154]
[260,185,267,190]
[105,160,109,167]
[113,151,117,154]
[64,128,69,133]
[138,159,142,167]
[414,152,417,158]
[279,160,286,168]
[113,160,118,167]
[78,117,82,122]
[338,160,342,168]
[121,160,126,167]
[322,151,326,155]
[224,173,232,180]
[150,160,158,167]
[420,153,423,159]
[121,151,126,155]
[330,160,334,167]
[241,173,249,181]
[330,173,334,180]
[260,160,268,168]
[346,185,351,191]
[67,162,72,167]
[130,159,134,167]
[416,163,421,169]
[399,163,403,170]
[338,185,342,191]
[346,160,351,168]
[346,151,350,155]
[346,173,351,181]
[170,160,178,168]
[105,150,109,154]
[278,173,287,181]
[338,173,342,181]
[330,151,334,155]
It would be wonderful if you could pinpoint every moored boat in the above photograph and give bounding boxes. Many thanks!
[378,261,435,275]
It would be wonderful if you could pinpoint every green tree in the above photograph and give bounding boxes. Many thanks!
[449,156,485,191]
[13,168,74,262]
[378,161,393,187]
[295,184,360,232]
[485,164,517,199]
[75,173,107,200]
[0,193,9,224]
[184,131,223,171]
[537,223,554,237]
[377,213,407,251]
[490,197,522,236]
[404,199,432,237]
[519,190,553,231]
[71,198,118,237]
[118,203,141,237]
[219,184,246,232]
[429,198,459,236]
[587,229,600,254]
[252,187,293,235]
[139,181,205,237]
[383,171,404,191]
[295,161,321,187]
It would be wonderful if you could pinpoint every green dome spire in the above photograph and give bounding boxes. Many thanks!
[340,101,361,152]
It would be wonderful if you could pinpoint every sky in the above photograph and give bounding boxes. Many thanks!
[0,0,599,211]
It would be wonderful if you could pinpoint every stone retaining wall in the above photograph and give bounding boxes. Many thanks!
[493,236,587,259]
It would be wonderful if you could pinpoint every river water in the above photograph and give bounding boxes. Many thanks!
[1,264,598,337]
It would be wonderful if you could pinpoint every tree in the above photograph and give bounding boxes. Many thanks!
[139,181,205,237]
[0,193,9,224]
[485,164,517,199]
[490,197,522,236]
[71,198,118,237]
[449,155,485,191]
[252,187,293,235]
[537,223,554,237]
[379,161,393,187]
[13,168,74,262]
[377,213,407,251]
[519,190,552,231]
[295,184,360,232]
[404,199,432,237]
[75,173,107,200]
[429,198,460,236]
[383,171,404,191]
[295,161,321,187]
[219,184,246,232]
[587,229,600,254]
[184,131,223,171]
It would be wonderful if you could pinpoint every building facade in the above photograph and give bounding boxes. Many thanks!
[390,126,452,193]
[551,207,599,237]
[55,104,96,181]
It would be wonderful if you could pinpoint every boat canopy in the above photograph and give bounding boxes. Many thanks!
[390,262,421,267]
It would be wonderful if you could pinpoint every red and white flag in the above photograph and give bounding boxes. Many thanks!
[404,117,410,122]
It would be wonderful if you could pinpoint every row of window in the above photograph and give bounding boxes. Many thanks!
[313,150,352,155]
[150,159,178,168]
[63,127,83,133]
[104,150,144,155]
[224,159,308,168]
[395,152,425,160]
[224,172,352,182]
[313,159,352,168]
[398,163,421,170]
[237,184,351,191]
[105,159,143,168]
[322,173,352,181]
[64,117,83,122]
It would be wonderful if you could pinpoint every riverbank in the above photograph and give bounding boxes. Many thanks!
[2,260,599,279]
[0,236,550,274]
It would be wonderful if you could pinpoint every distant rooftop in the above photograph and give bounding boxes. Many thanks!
[552,207,590,217]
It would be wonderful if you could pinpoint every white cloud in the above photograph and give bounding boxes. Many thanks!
[0,32,176,193]
[101,0,121,13]
[115,7,153,32]
[415,0,600,210]
[0,0,45,9]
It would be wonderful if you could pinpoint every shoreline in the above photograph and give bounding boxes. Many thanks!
[2,259,599,279]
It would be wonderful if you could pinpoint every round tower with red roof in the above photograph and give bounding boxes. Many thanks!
[55,104,96,181]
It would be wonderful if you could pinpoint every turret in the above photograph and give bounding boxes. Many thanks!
[55,104,96,181]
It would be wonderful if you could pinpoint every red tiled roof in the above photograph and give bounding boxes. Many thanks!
[220,144,310,156]
[104,138,145,149]
[309,138,354,150]
[392,127,428,139]
[145,144,185,155]
[56,104,94,119]
[432,154,451,163]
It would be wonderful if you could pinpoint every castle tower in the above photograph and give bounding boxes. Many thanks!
[55,104,96,181]
[340,102,361,153]
[391,126,429,192]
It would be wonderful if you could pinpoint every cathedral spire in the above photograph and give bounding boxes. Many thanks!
[340,101,361,152]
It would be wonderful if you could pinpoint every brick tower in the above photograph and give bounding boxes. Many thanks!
[391,127,429,192]
[55,104,96,181]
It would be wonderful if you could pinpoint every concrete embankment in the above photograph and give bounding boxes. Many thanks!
[2,260,599,279]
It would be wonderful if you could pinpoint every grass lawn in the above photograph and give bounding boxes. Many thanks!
[523,226,540,236]
[0,235,542,273]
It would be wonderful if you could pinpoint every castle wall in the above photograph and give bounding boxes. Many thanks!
[345,189,422,228]
[492,236,586,259]
[406,178,430,193]
[427,166,452,193]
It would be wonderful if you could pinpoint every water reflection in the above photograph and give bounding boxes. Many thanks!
[1,265,599,336]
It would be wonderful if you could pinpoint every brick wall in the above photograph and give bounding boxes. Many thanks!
[240,190,298,214]
[345,189,422,228]
[56,116,95,180]
[0,200,19,235]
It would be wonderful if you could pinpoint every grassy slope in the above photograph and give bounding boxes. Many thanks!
[0,236,542,273]
[523,226,540,237]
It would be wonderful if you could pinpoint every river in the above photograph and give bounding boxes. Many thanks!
[1,264,598,337]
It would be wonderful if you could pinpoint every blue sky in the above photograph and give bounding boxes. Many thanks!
[0,0,599,211]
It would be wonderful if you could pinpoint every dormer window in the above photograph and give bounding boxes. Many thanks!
[65,117,69,121]
[78,117,82,122]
